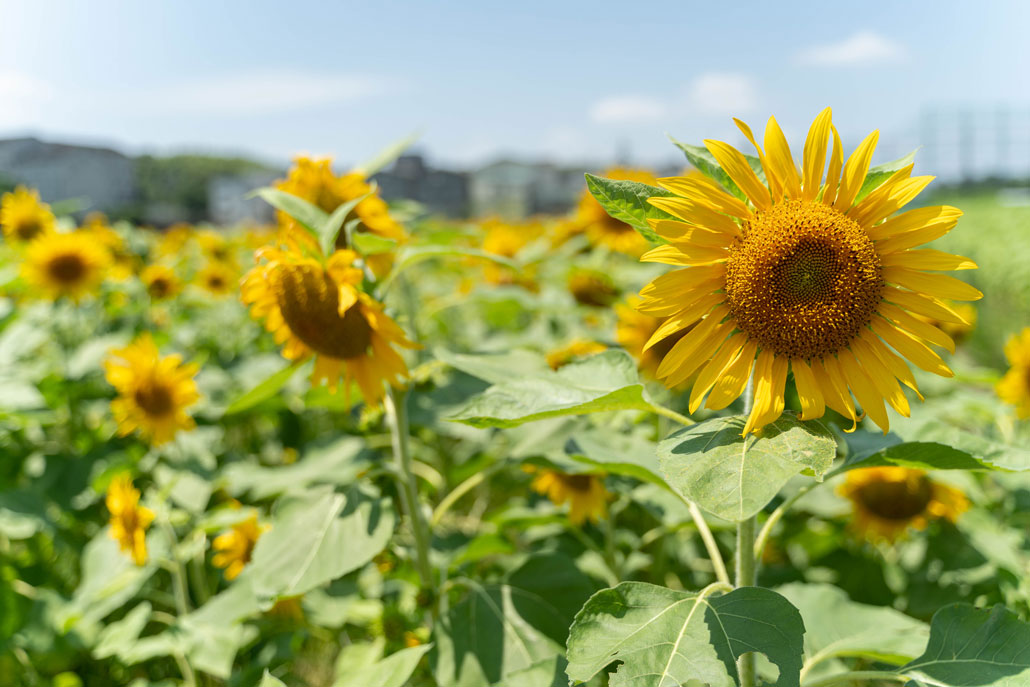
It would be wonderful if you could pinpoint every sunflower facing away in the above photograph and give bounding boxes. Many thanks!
[636,108,981,435]
[528,467,608,525]
[21,231,111,301]
[212,514,266,580]
[996,327,1030,418]
[104,334,200,445]
[106,473,154,566]
[241,246,418,405]
[1,187,55,242]
[839,466,967,542]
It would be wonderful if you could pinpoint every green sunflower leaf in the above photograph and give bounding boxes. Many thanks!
[565,429,665,486]
[583,174,676,245]
[854,149,918,204]
[669,136,766,202]
[251,187,327,240]
[351,231,399,256]
[321,191,373,257]
[902,603,1030,686]
[354,130,421,177]
[658,414,836,522]
[222,358,310,416]
[334,644,433,687]
[446,349,656,428]
[565,582,805,687]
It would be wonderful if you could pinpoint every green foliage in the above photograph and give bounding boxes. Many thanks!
[583,173,676,244]
[566,583,805,687]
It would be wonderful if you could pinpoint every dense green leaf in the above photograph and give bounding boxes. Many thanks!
[669,136,765,202]
[436,348,551,385]
[832,435,989,476]
[432,553,595,687]
[777,583,927,677]
[93,602,152,660]
[220,437,372,499]
[222,359,309,415]
[247,485,394,600]
[565,429,664,486]
[351,231,399,255]
[658,414,836,521]
[565,583,805,687]
[448,350,654,428]
[252,188,327,239]
[334,644,432,687]
[902,604,1030,686]
[258,671,288,687]
[583,174,675,244]
[0,489,49,539]
[896,422,1030,471]
[854,149,917,204]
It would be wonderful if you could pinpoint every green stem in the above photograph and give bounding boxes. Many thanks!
[736,375,757,687]
[651,403,694,427]
[431,460,506,527]
[670,489,730,586]
[753,482,817,564]
[161,520,197,687]
[384,387,434,590]
[603,506,619,580]
[802,670,909,687]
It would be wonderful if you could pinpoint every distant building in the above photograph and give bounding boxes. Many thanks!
[0,137,135,214]
[208,171,281,226]
[468,160,587,219]
[373,154,468,218]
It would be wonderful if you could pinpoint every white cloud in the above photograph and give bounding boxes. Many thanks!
[147,69,390,116]
[590,95,667,124]
[796,31,905,66]
[686,73,758,115]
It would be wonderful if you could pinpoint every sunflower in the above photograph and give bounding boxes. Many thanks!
[528,468,608,525]
[480,217,541,288]
[196,261,238,297]
[914,301,977,345]
[156,223,194,259]
[21,231,111,301]
[212,514,266,580]
[241,246,417,405]
[996,328,1030,418]
[82,213,137,280]
[1,187,55,242]
[636,108,981,435]
[546,339,607,370]
[615,297,691,380]
[839,467,968,542]
[567,167,657,255]
[276,156,405,274]
[196,229,238,267]
[140,264,182,301]
[104,334,200,445]
[568,268,618,307]
[106,473,154,566]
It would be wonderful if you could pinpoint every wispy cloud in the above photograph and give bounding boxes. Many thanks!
[796,31,905,66]
[146,69,391,116]
[589,95,667,124]
[685,72,758,115]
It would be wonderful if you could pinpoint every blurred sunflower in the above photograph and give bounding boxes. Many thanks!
[106,473,154,566]
[568,268,618,307]
[82,213,137,280]
[636,108,980,435]
[528,467,607,525]
[21,231,110,301]
[562,167,657,255]
[997,327,1030,418]
[1,186,55,242]
[140,264,182,301]
[241,246,417,404]
[156,223,194,259]
[546,339,606,370]
[276,157,405,275]
[196,229,238,267]
[479,217,541,288]
[212,514,266,580]
[196,261,238,296]
[104,334,200,445]
[839,467,967,542]
[615,297,690,380]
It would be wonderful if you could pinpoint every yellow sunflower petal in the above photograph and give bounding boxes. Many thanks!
[802,107,832,201]
[822,125,844,206]
[643,293,725,351]
[791,358,825,421]
[880,249,977,271]
[656,176,752,218]
[705,342,757,411]
[704,139,771,210]
[647,200,742,237]
[869,205,963,243]
[883,286,971,326]
[764,116,802,199]
[689,333,747,413]
[870,317,953,377]
[883,267,983,302]
[837,350,891,433]
[833,130,879,211]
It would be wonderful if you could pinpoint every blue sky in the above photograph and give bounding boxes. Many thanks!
[0,0,1027,172]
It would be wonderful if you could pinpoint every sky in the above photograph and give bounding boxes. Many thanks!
[0,0,1027,173]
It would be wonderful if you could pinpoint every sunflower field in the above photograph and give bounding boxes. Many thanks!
[4,109,1030,687]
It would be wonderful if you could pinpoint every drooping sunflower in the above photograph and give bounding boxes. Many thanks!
[276,156,405,275]
[106,473,154,566]
[241,246,418,405]
[636,108,981,435]
[839,466,968,542]
[1,187,55,242]
[140,263,182,301]
[996,327,1030,418]
[546,339,607,370]
[528,467,608,525]
[21,231,111,301]
[212,514,266,580]
[104,334,200,445]
[615,296,691,380]
[195,261,238,297]
[563,167,658,255]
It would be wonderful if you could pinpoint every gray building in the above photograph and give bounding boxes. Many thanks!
[373,154,468,218]
[208,171,280,226]
[0,137,135,214]
[468,160,586,219]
